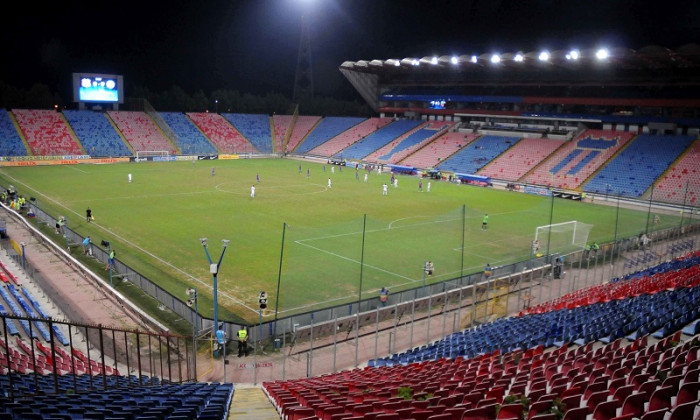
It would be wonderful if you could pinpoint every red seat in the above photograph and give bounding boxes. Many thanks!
[460,404,497,420]
[425,414,452,420]
[410,411,436,420]
[668,400,699,420]
[611,384,634,403]
[648,385,674,412]
[526,400,553,420]
[561,392,583,412]
[584,382,606,401]
[585,391,608,414]
[443,407,467,420]
[375,414,400,420]
[530,415,556,420]
[620,392,647,418]
[591,399,621,420]
[395,408,414,419]
[638,409,667,420]
[289,407,316,420]
[661,374,683,395]
[496,403,523,420]
[561,407,587,420]
[675,381,699,407]
[637,379,660,396]
[608,415,634,420]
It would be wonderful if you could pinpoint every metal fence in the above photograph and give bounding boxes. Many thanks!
[2,189,699,383]
[0,312,193,400]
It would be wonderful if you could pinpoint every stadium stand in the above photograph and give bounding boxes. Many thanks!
[524,129,635,189]
[363,121,454,164]
[437,134,522,175]
[0,110,28,156]
[222,113,274,153]
[399,132,479,169]
[187,112,258,154]
[651,138,700,206]
[295,116,367,154]
[478,137,565,182]
[159,111,218,155]
[0,375,233,419]
[583,134,696,198]
[336,119,423,160]
[12,109,84,156]
[264,331,698,420]
[63,110,131,157]
[272,114,294,153]
[284,115,322,153]
[107,111,178,154]
[307,117,394,157]
[262,251,700,420]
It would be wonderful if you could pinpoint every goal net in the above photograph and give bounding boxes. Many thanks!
[534,221,593,256]
[134,150,170,158]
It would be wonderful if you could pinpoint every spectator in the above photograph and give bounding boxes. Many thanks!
[105,249,116,271]
[484,263,492,279]
[379,287,389,307]
[237,326,248,357]
[82,236,92,256]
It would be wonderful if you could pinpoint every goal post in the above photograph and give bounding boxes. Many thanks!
[534,221,593,255]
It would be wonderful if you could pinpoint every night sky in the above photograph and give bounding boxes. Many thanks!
[2,0,697,101]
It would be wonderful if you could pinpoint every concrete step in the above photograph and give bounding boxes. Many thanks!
[228,386,280,419]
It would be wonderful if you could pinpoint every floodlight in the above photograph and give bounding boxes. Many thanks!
[471,55,477,63]
[450,56,458,64]
[222,239,230,247]
[538,51,550,61]
[411,59,419,66]
[596,48,609,60]
[514,54,524,62]
[394,60,400,66]
[431,56,438,65]
[200,238,208,246]
[490,54,500,64]
[566,49,580,60]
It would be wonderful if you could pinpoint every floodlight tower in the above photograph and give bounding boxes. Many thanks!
[293,14,314,103]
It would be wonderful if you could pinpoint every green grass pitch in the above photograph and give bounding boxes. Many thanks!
[0,159,677,324]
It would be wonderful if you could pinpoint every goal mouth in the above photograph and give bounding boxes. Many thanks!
[534,221,593,256]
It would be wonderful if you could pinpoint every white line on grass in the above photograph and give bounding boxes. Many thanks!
[215,182,329,196]
[294,240,416,282]
[66,165,88,174]
[0,171,260,315]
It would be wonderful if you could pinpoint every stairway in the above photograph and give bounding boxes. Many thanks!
[228,386,280,419]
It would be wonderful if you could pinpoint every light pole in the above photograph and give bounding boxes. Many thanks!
[186,287,198,380]
[200,238,230,346]
[214,99,219,114]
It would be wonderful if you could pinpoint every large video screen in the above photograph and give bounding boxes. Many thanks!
[72,73,123,103]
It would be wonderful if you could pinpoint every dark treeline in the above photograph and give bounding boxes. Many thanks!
[0,81,373,117]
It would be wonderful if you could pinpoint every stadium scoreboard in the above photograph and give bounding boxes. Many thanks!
[72,72,124,105]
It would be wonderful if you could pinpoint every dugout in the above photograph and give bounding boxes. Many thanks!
[454,173,492,187]
[389,164,417,175]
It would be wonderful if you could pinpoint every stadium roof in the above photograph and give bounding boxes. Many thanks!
[340,44,700,74]
[340,44,700,110]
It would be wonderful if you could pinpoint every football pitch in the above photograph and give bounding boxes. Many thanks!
[0,159,679,324]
